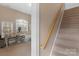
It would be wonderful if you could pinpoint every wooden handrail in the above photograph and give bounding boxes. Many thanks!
[40,4,64,49]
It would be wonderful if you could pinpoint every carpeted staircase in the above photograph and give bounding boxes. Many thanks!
[52,7,79,56]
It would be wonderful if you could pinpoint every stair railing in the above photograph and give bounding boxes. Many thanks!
[40,4,64,49]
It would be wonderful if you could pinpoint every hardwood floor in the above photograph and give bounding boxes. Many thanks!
[0,41,31,56]
[52,7,79,56]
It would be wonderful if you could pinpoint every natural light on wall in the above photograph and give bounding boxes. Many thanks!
[28,3,32,7]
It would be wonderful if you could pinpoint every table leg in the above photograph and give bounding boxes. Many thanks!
[5,38,8,47]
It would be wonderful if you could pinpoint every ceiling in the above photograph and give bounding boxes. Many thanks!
[65,3,79,9]
[0,3,32,15]
[1,3,79,14]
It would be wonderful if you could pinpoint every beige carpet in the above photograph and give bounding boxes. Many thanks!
[52,7,79,56]
[0,41,31,56]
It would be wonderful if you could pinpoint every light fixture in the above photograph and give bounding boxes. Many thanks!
[28,3,32,7]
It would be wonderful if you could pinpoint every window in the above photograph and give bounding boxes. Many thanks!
[1,21,13,38]
[16,19,28,34]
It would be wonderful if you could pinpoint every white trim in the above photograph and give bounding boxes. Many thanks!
[31,3,39,56]
[50,6,64,56]
[49,20,61,56]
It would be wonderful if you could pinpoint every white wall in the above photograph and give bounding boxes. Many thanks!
[39,3,62,47]
[65,3,79,10]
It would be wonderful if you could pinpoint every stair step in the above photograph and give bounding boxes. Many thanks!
[52,6,79,56]
[59,29,79,34]
[52,51,67,56]
[64,7,79,17]
[58,34,79,41]
[55,38,79,48]
[53,45,77,56]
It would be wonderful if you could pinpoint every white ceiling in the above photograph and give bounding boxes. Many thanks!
[1,3,79,14]
[65,3,79,9]
[0,3,32,15]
